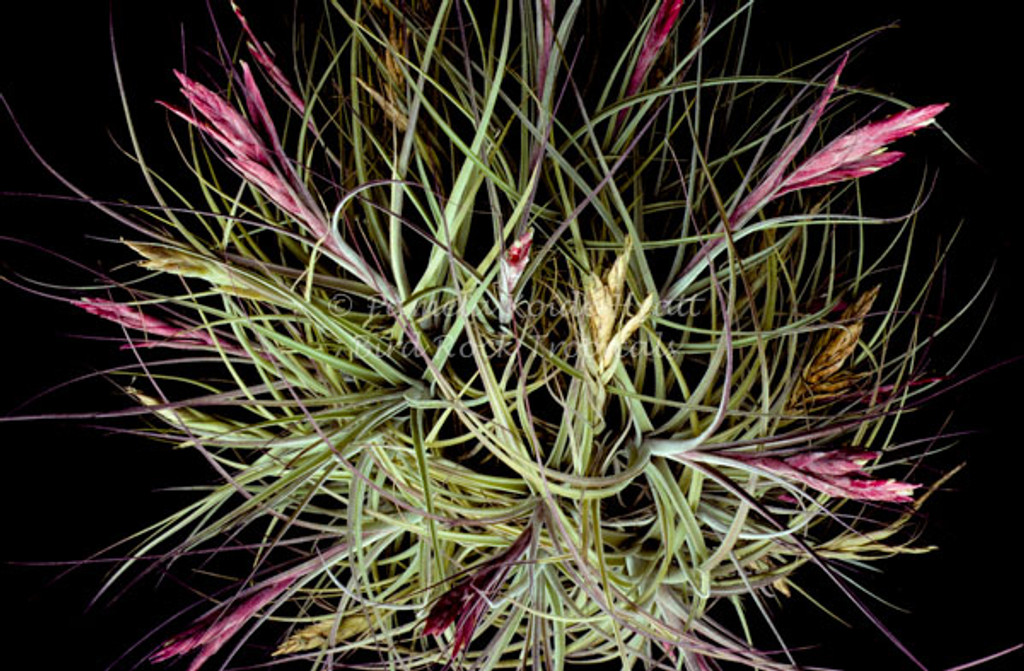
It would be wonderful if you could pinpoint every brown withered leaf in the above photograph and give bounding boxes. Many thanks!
[791,285,880,406]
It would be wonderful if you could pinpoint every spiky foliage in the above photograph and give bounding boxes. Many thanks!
[14,1,980,669]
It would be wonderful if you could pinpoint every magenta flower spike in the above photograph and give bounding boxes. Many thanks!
[164,70,269,166]
[164,68,312,223]
[673,55,851,281]
[160,50,412,308]
[424,528,531,659]
[730,53,946,227]
[74,298,193,340]
[729,54,847,226]
[163,67,341,249]
[150,573,297,671]
[626,0,686,98]
[162,65,404,302]
[736,449,919,503]
[777,103,948,195]
[72,297,220,351]
[225,62,316,226]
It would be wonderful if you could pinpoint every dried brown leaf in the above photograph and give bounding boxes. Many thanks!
[792,285,880,405]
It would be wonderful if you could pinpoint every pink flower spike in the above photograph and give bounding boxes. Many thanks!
[784,449,878,476]
[73,297,251,356]
[73,298,207,345]
[164,67,329,246]
[240,61,278,142]
[626,0,686,98]
[151,573,296,671]
[164,71,268,165]
[779,103,947,194]
[735,449,919,503]
[678,56,847,279]
[730,53,848,226]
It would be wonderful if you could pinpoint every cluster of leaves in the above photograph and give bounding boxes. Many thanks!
[9,1,983,670]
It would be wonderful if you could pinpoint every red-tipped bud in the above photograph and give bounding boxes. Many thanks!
[498,229,534,325]
[424,528,531,658]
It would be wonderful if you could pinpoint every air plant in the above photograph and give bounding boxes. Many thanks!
[5,1,1011,670]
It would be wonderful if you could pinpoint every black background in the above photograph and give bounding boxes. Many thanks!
[2,2,1020,670]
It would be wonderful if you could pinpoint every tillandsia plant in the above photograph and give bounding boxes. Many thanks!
[3,1,1014,670]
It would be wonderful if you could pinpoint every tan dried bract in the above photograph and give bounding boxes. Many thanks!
[792,285,880,406]
[583,237,656,375]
